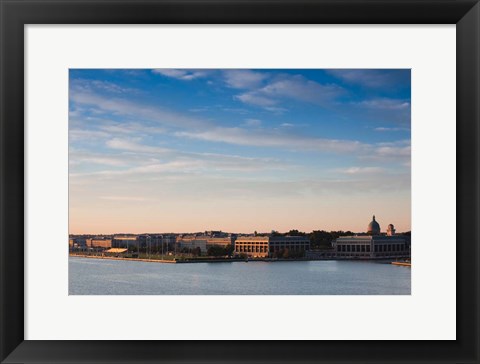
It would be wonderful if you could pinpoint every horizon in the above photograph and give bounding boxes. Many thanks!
[69,226,412,236]
[69,69,411,234]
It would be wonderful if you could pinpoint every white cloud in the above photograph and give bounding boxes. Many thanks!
[326,69,410,89]
[339,167,384,174]
[357,98,410,110]
[374,127,410,132]
[235,93,277,107]
[261,74,343,104]
[176,127,367,154]
[70,88,211,129]
[99,122,166,135]
[152,69,211,80]
[72,79,139,94]
[234,74,344,110]
[223,70,268,89]
[106,138,171,154]
[69,129,110,141]
[69,154,128,167]
[176,126,411,164]
[243,118,262,127]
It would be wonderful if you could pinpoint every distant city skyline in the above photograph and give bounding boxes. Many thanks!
[69,69,411,234]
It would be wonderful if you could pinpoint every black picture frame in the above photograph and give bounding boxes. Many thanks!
[1,0,479,363]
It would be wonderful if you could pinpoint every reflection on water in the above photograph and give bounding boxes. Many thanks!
[69,257,411,295]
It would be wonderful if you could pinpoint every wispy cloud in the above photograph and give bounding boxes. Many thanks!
[152,69,212,81]
[69,129,110,141]
[338,167,384,174]
[243,118,262,127]
[235,74,344,111]
[356,98,410,110]
[223,69,268,89]
[106,138,171,154]
[99,122,166,136]
[70,85,211,130]
[176,126,411,164]
[176,127,367,154]
[327,69,410,89]
[374,127,410,132]
[72,79,139,94]
[69,152,129,167]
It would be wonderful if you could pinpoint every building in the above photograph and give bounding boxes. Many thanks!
[149,234,175,253]
[367,215,381,235]
[176,235,208,253]
[206,237,234,250]
[87,237,112,249]
[235,236,310,258]
[137,234,152,249]
[112,235,138,249]
[334,216,410,259]
[68,237,88,249]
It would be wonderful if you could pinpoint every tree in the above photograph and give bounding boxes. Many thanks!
[286,229,306,236]
[225,244,234,256]
[193,247,202,256]
[207,246,224,257]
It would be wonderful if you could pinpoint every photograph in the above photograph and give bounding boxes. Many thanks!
[68,68,411,295]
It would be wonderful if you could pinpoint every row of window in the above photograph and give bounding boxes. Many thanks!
[337,244,407,253]
[236,245,308,253]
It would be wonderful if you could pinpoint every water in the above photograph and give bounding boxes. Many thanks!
[69,257,410,295]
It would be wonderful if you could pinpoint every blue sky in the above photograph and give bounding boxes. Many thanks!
[69,69,411,234]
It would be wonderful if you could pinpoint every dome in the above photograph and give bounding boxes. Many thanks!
[367,215,381,235]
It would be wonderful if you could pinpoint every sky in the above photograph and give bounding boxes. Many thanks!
[69,69,411,234]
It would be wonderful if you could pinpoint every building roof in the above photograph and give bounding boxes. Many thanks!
[104,248,128,253]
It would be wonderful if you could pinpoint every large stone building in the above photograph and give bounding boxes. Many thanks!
[86,237,112,249]
[112,235,138,249]
[206,237,234,250]
[176,235,234,254]
[334,215,410,259]
[235,236,310,258]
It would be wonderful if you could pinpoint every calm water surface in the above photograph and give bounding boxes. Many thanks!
[69,257,410,295]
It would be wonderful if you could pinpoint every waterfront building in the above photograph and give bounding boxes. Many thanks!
[176,235,234,253]
[147,234,177,253]
[112,235,138,249]
[137,234,152,249]
[69,237,88,248]
[334,216,410,259]
[162,234,177,251]
[206,237,234,249]
[234,236,310,258]
[87,237,112,249]
[176,236,208,253]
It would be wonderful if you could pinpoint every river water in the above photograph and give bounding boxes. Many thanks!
[69,256,410,295]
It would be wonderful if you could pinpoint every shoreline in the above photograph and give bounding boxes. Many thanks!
[69,254,404,264]
[69,254,178,263]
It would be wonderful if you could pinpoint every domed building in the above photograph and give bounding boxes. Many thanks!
[387,224,396,236]
[367,215,381,235]
[333,215,410,259]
